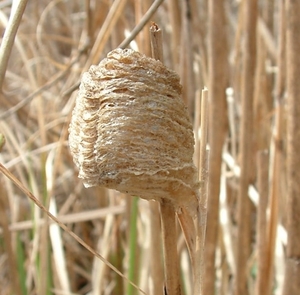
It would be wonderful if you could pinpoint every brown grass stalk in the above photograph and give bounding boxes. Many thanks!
[282,1,300,294]
[0,0,28,90]
[234,1,257,294]
[255,151,269,295]
[0,182,22,295]
[167,0,181,68]
[149,201,164,295]
[204,0,228,293]
[160,199,181,295]
[194,88,209,295]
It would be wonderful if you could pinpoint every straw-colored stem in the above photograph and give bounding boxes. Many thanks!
[84,0,127,67]
[118,0,164,49]
[179,0,195,115]
[167,0,181,67]
[0,185,22,295]
[127,197,139,295]
[204,0,228,293]
[194,88,209,295]
[255,151,269,295]
[0,0,28,90]
[149,201,164,295]
[135,0,151,56]
[150,23,164,62]
[282,1,300,294]
[235,1,257,295]
[160,199,181,295]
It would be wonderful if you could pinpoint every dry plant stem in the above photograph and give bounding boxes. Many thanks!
[135,0,152,56]
[0,163,146,295]
[150,23,164,62]
[0,50,85,120]
[149,201,164,295]
[265,104,283,295]
[275,0,286,103]
[255,151,269,295]
[0,0,28,90]
[194,88,209,295]
[179,0,195,115]
[84,0,127,67]
[282,1,300,294]
[0,184,22,295]
[167,0,181,66]
[263,4,285,292]
[204,0,228,293]
[150,23,182,295]
[160,199,181,295]
[118,0,164,49]
[235,1,257,295]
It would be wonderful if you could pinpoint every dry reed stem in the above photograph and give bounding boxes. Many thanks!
[255,151,269,295]
[194,88,209,295]
[149,201,164,295]
[150,22,182,295]
[149,23,164,295]
[274,0,286,104]
[167,0,181,67]
[0,0,28,90]
[283,1,300,294]
[135,0,152,56]
[0,182,22,295]
[179,0,195,116]
[160,199,181,295]
[0,50,85,120]
[84,0,127,67]
[0,205,124,233]
[118,0,164,49]
[150,23,164,62]
[204,0,228,293]
[234,1,257,294]
[265,103,284,295]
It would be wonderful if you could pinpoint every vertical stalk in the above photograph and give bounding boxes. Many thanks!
[127,197,139,295]
[149,201,164,295]
[167,0,181,67]
[0,0,28,90]
[255,151,269,295]
[234,1,257,295]
[194,89,209,295]
[204,0,228,293]
[282,1,300,294]
[160,199,181,295]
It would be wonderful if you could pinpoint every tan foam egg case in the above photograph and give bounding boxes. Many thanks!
[69,48,199,213]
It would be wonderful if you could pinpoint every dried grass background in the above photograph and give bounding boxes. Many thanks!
[0,1,299,295]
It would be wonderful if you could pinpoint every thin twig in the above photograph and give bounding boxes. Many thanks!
[119,0,164,49]
[0,0,28,90]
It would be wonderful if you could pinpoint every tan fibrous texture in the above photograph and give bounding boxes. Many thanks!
[69,48,199,213]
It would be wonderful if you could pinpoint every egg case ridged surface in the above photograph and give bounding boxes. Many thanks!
[69,48,199,214]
